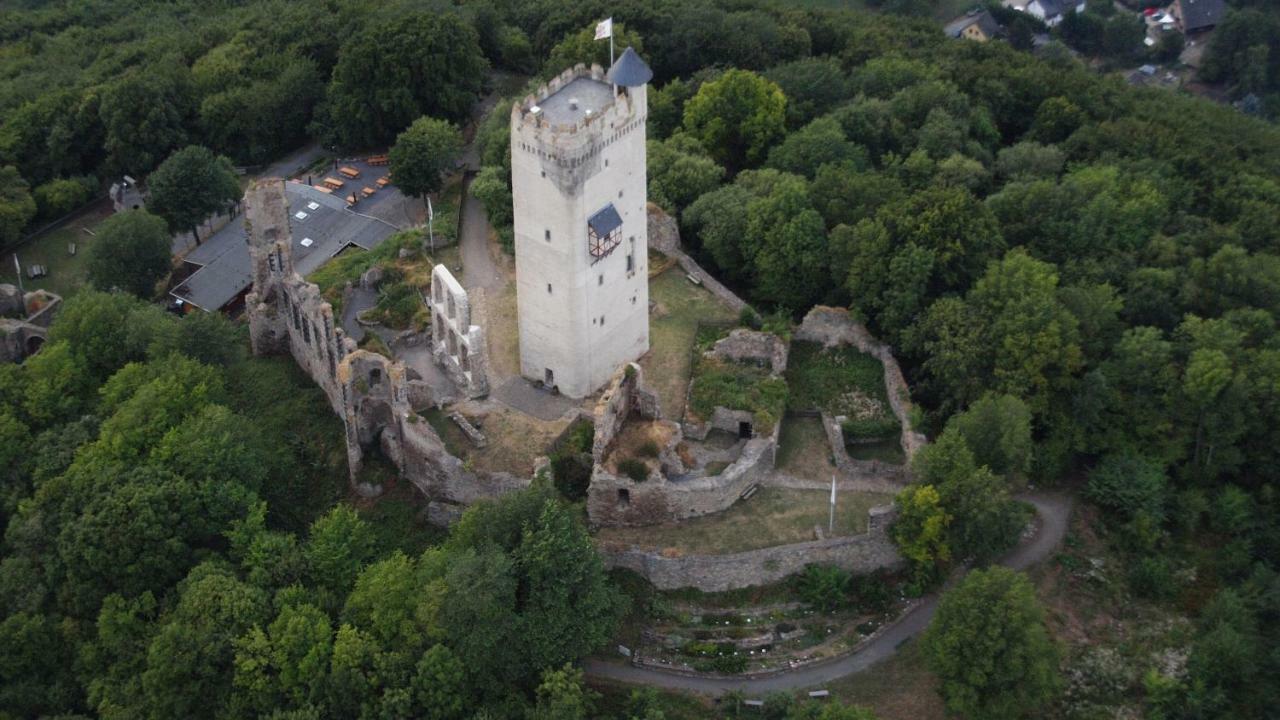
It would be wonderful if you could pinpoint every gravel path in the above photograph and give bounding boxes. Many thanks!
[457,174,503,293]
[584,491,1074,694]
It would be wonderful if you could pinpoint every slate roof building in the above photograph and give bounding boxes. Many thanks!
[1172,0,1225,33]
[171,181,398,312]
[944,9,1003,41]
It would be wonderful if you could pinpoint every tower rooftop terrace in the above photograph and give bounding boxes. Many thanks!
[534,76,615,127]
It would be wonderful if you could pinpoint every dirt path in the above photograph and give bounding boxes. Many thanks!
[584,491,1074,694]
[457,175,503,293]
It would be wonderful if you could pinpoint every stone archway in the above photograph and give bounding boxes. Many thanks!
[24,334,44,356]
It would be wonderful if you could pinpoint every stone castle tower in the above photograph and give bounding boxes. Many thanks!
[510,48,653,398]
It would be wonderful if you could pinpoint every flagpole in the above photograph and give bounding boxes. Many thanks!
[829,474,836,534]
[427,197,435,254]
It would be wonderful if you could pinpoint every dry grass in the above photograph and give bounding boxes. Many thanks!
[595,487,892,555]
[604,418,674,472]
[483,279,520,379]
[823,639,946,720]
[639,266,738,419]
[777,415,838,481]
[423,403,567,477]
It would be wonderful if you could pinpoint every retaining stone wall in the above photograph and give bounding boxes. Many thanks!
[599,506,903,591]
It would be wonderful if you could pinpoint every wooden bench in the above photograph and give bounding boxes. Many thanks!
[346,194,358,206]
[361,186,376,197]
[338,166,361,179]
[375,176,390,187]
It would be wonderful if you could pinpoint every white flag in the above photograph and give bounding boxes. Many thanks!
[830,475,837,505]
[594,17,613,40]
[427,197,434,221]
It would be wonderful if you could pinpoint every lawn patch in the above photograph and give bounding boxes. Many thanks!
[786,341,893,434]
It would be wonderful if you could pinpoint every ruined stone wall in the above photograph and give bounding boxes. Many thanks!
[599,506,903,591]
[427,265,488,398]
[709,328,787,374]
[590,363,661,459]
[0,287,60,363]
[795,306,928,461]
[243,178,523,508]
[646,205,748,314]
[588,432,777,528]
[820,413,911,491]
[587,361,779,528]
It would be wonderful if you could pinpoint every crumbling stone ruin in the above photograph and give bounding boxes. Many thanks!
[243,178,524,509]
[0,284,60,363]
[795,306,928,463]
[585,330,788,529]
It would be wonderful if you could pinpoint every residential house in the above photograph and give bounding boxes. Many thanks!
[945,9,1004,41]
[1027,0,1086,27]
[1171,0,1225,34]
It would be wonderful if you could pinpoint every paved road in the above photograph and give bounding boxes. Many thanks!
[584,491,1073,694]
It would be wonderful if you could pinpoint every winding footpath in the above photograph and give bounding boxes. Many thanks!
[584,491,1073,694]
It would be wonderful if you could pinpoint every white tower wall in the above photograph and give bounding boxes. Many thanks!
[511,64,650,398]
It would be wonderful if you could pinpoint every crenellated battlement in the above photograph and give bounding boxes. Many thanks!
[511,63,642,139]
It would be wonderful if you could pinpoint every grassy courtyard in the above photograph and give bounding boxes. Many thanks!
[777,415,839,481]
[595,487,892,555]
[0,203,114,298]
[639,262,738,418]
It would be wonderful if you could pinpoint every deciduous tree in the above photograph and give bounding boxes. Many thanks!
[389,117,462,203]
[146,145,240,245]
[86,210,172,298]
[924,567,1059,719]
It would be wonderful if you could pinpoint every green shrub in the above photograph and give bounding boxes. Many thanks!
[712,654,747,673]
[795,564,851,612]
[739,306,762,329]
[785,341,890,417]
[33,176,96,220]
[618,458,649,482]
[688,356,788,429]
[551,452,591,501]
[1085,453,1167,520]
[842,416,900,440]
[637,440,660,458]
[1129,555,1175,601]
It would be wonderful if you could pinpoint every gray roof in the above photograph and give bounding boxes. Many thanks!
[1034,0,1065,18]
[588,203,623,238]
[171,182,398,311]
[538,76,615,126]
[944,10,1002,38]
[1179,0,1224,31]
[606,47,653,87]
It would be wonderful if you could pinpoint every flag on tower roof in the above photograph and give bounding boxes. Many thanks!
[595,17,613,40]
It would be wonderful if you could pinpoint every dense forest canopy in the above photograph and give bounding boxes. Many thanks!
[2,0,1280,718]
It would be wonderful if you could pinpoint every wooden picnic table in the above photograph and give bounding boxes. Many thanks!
[361,186,376,197]
[375,176,390,187]
[323,177,345,190]
[338,166,361,179]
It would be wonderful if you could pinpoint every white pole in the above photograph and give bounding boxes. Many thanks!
[829,474,837,534]
[12,254,22,293]
[427,196,435,254]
